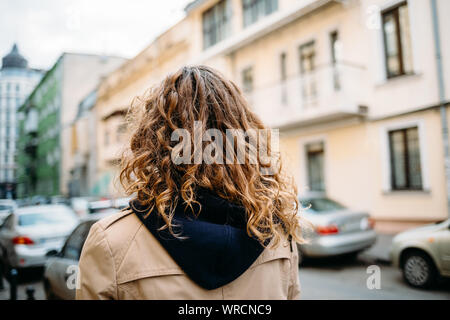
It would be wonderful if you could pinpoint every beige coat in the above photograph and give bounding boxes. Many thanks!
[76,210,301,300]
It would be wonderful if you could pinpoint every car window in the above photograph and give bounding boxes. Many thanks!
[0,205,14,211]
[2,215,14,230]
[18,209,77,226]
[62,221,96,261]
[301,198,346,213]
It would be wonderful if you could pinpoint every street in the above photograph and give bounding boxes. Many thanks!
[1,255,449,300]
[299,255,450,300]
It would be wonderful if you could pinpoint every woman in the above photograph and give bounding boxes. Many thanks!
[76,65,303,300]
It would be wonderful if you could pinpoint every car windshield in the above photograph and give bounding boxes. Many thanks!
[301,198,346,213]
[0,205,13,211]
[18,210,77,226]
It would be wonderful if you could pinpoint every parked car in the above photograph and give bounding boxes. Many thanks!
[298,193,377,262]
[0,199,17,224]
[113,197,132,210]
[87,199,119,215]
[50,195,69,205]
[43,211,118,300]
[70,197,99,217]
[390,219,450,289]
[30,195,50,205]
[0,205,79,275]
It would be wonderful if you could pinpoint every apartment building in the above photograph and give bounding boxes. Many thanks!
[17,53,125,197]
[0,44,43,199]
[67,88,99,197]
[94,0,450,231]
[93,18,193,197]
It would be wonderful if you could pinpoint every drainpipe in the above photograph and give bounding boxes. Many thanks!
[431,0,450,218]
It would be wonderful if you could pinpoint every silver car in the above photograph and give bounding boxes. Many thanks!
[44,212,118,300]
[0,205,79,273]
[299,194,377,261]
[0,199,17,225]
[390,219,450,288]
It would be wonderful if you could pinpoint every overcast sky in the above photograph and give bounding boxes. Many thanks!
[0,0,192,70]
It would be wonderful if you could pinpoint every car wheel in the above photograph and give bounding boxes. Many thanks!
[402,251,436,289]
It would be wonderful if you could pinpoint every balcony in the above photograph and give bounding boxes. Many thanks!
[246,63,369,129]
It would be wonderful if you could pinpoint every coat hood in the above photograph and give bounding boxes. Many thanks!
[129,189,266,290]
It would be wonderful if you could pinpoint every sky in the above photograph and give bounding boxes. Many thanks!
[0,0,192,70]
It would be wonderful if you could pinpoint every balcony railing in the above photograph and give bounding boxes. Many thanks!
[245,62,369,128]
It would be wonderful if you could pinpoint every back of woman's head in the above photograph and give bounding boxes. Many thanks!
[120,65,301,246]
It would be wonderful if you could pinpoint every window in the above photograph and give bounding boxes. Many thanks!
[242,67,254,93]
[301,198,345,214]
[104,130,110,146]
[242,0,278,27]
[388,127,422,190]
[202,0,231,49]
[116,123,127,142]
[330,30,341,90]
[2,214,14,230]
[306,141,325,191]
[299,41,317,100]
[19,209,76,227]
[280,52,287,104]
[382,2,413,78]
[62,221,94,261]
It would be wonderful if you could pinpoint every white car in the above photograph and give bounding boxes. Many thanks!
[0,205,79,274]
[0,199,17,224]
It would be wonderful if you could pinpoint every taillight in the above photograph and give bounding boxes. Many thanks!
[316,225,339,235]
[368,218,376,229]
[12,236,35,245]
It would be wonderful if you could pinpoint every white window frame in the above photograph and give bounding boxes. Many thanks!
[380,118,429,192]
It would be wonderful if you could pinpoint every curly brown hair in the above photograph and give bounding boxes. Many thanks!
[120,65,303,247]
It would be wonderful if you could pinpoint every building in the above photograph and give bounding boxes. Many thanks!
[0,44,43,199]
[16,53,126,198]
[68,88,99,197]
[93,19,192,197]
[93,0,450,231]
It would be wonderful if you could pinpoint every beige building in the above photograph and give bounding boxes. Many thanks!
[57,54,126,197]
[94,0,450,231]
[93,20,194,196]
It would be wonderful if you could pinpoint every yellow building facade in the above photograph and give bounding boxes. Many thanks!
[94,0,450,231]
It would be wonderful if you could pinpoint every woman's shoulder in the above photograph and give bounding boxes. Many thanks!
[94,209,137,231]
[88,209,145,263]
[85,209,183,284]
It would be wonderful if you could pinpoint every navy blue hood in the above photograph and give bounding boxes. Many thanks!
[129,189,266,290]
